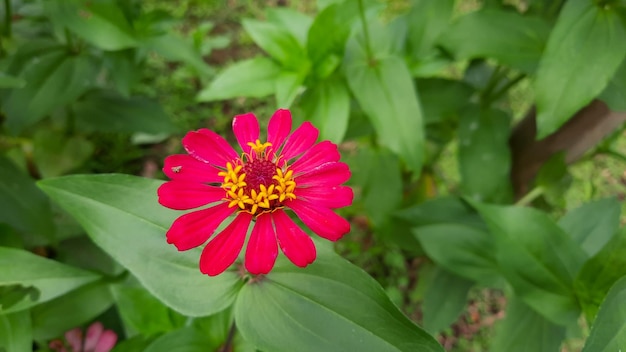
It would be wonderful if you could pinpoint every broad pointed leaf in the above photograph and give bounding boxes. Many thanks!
[582,275,626,352]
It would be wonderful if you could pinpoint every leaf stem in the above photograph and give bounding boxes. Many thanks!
[3,0,11,37]
[220,321,237,352]
[357,0,374,64]
[515,186,544,206]
[485,72,526,106]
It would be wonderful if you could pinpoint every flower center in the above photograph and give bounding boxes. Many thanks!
[218,140,296,215]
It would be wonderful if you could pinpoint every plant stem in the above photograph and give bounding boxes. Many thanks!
[485,73,526,106]
[220,322,237,352]
[3,0,11,37]
[515,186,544,206]
[357,0,374,63]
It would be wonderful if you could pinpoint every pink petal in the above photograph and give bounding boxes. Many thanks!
[182,129,238,167]
[294,162,351,187]
[65,328,83,352]
[267,109,292,152]
[166,202,235,251]
[200,212,253,276]
[281,122,319,161]
[94,330,117,352]
[289,141,340,175]
[287,199,350,241]
[244,213,278,274]
[163,154,223,183]
[158,181,225,210]
[233,113,260,154]
[272,209,316,267]
[83,322,103,351]
[295,186,353,209]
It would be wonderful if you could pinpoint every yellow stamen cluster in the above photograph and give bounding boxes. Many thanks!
[218,149,297,215]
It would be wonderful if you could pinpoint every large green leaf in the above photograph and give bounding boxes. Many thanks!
[418,78,473,125]
[242,19,307,70]
[38,174,243,317]
[266,8,313,48]
[406,0,454,60]
[235,250,443,352]
[491,296,566,352]
[438,8,550,73]
[112,283,185,337]
[31,280,114,339]
[574,229,626,323]
[0,247,99,313]
[582,275,626,352]
[73,89,175,134]
[534,0,626,137]
[458,107,512,203]
[396,196,485,229]
[299,76,350,143]
[422,268,472,334]
[144,33,212,77]
[0,311,31,352]
[33,129,94,178]
[0,73,25,89]
[307,1,357,72]
[599,58,626,111]
[0,156,54,241]
[144,327,213,352]
[197,57,281,101]
[344,19,425,174]
[274,70,306,109]
[469,201,586,325]
[45,0,137,50]
[414,224,499,284]
[558,197,620,257]
[2,51,97,134]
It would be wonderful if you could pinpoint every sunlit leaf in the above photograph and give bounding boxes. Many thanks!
[582,275,626,352]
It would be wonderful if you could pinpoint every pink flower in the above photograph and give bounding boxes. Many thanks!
[49,322,117,352]
[158,109,353,276]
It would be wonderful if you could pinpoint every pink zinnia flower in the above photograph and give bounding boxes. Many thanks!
[158,109,353,276]
[49,322,117,352]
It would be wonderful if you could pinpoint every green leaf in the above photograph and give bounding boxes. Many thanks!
[396,196,485,229]
[559,197,621,257]
[582,275,626,352]
[422,268,472,334]
[534,0,626,138]
[307,2,356,70]
[0,246,99,313]
[574,229,626,323]
[144,327,212,352]
[599,58,626,111]
[491,296,566,352]
[275,71,305,109]
[33,130,94,178]
[418,78,473,125]
[197,57,281,102]
[357,147,403,228]
[0,156,54,241]
[299,77,350,143]
[344,20,425,174]
[406,0,454,59]
[73,89,175,134]
[438,9,550,73]
[38,174,243,316]
[0,73,26,89]
[266,8,313,48]
[0,285,39,312]
[31,280,114,339]
[0,311,31,352]
[111,335,154,352]
[469,201,586,325]
[414,223,499,284]
[242,19,307,70]
[3,51,97,134]
[235,252,444,352]
[144,33,212,77]
[458,106,512,203]
[45,0,137,50]
[112,283,185,336]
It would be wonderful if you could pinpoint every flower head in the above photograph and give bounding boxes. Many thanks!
[158,109,353,276]
[49,322,117,352]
